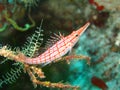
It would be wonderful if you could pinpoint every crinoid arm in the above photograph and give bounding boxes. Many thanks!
[24,64,79,90]
[33,80,79,90]
[53,54,91,65]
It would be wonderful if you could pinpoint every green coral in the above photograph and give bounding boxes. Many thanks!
[0,66,23,87]
[22,25,43,57]
[0,23,44,87]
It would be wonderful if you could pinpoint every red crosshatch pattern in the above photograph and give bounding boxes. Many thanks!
[25,22,90,65]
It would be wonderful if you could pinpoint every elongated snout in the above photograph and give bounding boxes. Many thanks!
[77,22,90,35]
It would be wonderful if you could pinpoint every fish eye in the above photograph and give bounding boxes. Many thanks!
[76,34,78,37]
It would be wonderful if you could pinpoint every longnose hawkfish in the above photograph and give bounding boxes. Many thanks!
[24,22,91,65]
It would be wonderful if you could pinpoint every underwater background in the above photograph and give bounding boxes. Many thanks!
[0,0,120,90]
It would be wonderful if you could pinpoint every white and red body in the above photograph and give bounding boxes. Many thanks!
[25,22,90,65]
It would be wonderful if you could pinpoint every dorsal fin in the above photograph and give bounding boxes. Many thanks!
[45,32,64,49]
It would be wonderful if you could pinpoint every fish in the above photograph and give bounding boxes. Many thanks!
[91,76,108,90]
[24,22,90,65]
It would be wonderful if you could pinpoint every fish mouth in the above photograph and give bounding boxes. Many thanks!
[82,22,90,30]
[77,22,90,35]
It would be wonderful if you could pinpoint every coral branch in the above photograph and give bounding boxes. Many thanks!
[24,64,79,89]
[54,55,91,65]
[33,79,79,90]
[91,54,108,65]
[29,66,45,79]
[0,46,26,63]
